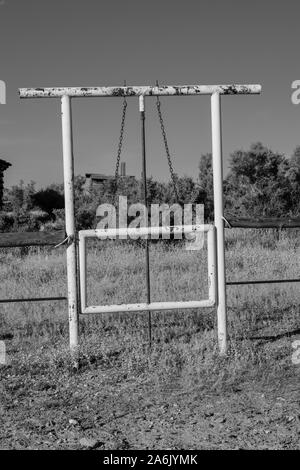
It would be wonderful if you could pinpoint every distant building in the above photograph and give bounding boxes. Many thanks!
[84,173,114,189]
[0,159,11,209]
[84,162,134,192]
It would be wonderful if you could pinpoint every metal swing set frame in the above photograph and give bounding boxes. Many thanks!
[19,83,262,356]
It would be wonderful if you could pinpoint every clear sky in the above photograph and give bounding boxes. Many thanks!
[0,0,300,187]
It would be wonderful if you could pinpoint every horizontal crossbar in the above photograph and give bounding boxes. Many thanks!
[80,224,213,240]
[19,84,261,99]
[227,279,300,285]
[82,299,215,314]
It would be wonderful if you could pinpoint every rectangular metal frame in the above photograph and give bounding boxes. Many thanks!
[79,224,216,314]
[19,82,262,355]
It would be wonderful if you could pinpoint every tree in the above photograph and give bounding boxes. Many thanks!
[285,146,300,215]
[198,153,214,220]
[7,180,36,213]
[31,188,64,216]
[225,143,293,217]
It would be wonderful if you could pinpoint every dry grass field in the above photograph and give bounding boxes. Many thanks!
[0,229,299,449]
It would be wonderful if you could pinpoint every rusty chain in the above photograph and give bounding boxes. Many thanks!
[155,98,180,202]
[113,82,180,204]
[113,96,127,200]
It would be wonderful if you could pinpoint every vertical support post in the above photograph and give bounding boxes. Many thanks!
[61,95,79,356]
[139,95,152,347]
[211,92,227,355]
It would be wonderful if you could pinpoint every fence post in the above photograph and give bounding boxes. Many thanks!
[61,94,79,357]
[211,92,227,355]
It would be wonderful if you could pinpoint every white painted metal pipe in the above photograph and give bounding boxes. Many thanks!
[207,226,217,304]
[211,92,227,355]
[83,299,215,315]
[79,224,212,239]
[19,84,261,99]
[61,95,79,353]
[139,94,145,112]
[79,229,87,316]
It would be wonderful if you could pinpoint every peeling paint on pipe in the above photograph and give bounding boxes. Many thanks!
[19,84,262,99]
[61,95,79,355]
[83,299,215,315]
[211,92,227,355]
[80,224,213,239]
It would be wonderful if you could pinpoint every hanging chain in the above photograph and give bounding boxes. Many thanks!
[114,96,128,193]
[155,84,180,202]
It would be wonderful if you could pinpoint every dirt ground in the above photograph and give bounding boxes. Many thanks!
[1,363,299,450]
